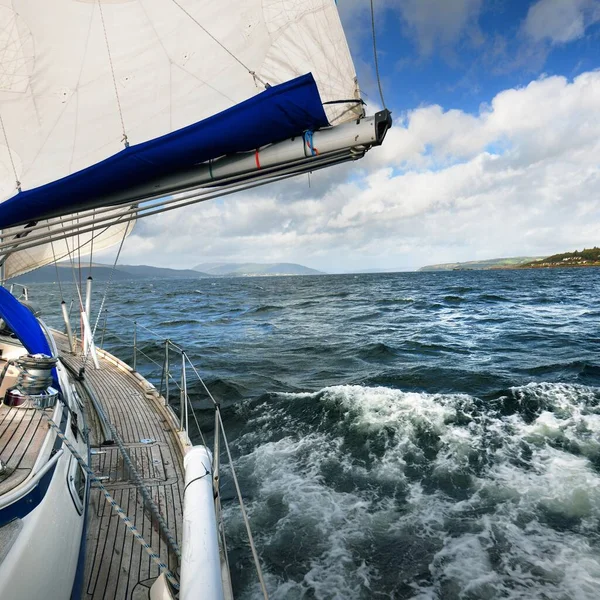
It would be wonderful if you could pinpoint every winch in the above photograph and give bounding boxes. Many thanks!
[4,354,59,409]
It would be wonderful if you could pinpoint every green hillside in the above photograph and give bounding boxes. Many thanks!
[521,247,600,268]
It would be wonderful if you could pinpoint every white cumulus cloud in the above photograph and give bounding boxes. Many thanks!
[523,0,600,45]
[113,71,600,273]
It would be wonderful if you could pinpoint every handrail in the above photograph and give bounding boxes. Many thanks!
[95,310,199,439]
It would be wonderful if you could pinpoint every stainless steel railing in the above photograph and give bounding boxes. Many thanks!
[96,309,208,446]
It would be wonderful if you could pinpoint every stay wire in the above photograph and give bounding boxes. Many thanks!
[49,237,65,301]
[370,0,387,109]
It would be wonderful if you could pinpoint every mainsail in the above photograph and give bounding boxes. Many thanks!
[0,0,390,276]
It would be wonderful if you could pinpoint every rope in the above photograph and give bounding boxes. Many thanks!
[39,412,180,590]
[181,353,207,447]
[88,387,182,559]
[169,0,269,89]
[217,407,269,600]
[370,0,387,109]
[49,238,65,302]
[0,112,20,191]
[97,0,129,147]
[303,131,319,157]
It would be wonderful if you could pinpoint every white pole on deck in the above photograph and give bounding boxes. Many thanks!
[81,310,100,369]
[85,276,92,319]
[61,301,75,353]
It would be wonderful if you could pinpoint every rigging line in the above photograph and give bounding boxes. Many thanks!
[370,0,387,109]
[61,220,85,311]
[0,154,356,255]
[217,407,269,600]
[0,148,351,242]
[169,0,269,89]
[181,354,207,447]
[184,358,268,596]
[49,237,65,302]
[77,215,82,302]
[97,0,129,147]
[0,112,20,191]
[89,210,96,278]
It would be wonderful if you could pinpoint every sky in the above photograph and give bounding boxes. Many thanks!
[111,0,600,273]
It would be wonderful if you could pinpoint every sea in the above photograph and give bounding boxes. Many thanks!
[31,268,600,599]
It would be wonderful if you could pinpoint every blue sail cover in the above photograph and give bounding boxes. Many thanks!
[0,286,52,356]
[0,73,329,229]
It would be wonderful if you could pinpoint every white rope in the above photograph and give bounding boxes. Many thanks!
[97,0,129,147]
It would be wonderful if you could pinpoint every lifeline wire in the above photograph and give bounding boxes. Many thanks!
[185,359,269,599]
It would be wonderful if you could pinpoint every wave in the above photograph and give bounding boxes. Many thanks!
[357,342,398,361]
[158,318,200,326]
[246,305,283,315]
[443,295,466,304]
[377,297,415,305]
[478,293,509,302]
[226,383,600,599]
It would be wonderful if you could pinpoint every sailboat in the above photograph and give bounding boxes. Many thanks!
[0,1,390,598]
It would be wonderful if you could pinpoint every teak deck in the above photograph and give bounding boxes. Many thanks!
[0,404,47,497]
[55,335,184,600]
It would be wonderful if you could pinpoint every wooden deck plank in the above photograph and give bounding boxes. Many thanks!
[0,404,48,495]
[54,334,185,600]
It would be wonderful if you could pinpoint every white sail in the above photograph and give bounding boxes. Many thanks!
[0,0,361,199]
[2,209,135,280]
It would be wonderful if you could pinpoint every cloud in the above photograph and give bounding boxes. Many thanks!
[111,71,600,272]
[523,0,600,45]
[395,0,484,58]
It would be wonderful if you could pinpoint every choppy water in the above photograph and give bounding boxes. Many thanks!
[31,268,600,599]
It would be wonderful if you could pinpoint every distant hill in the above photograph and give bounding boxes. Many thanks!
[419,257,543,272]
[193,262,324,276]
[115,264,210,278]
[520,247,600,268]
[8,263,210,283]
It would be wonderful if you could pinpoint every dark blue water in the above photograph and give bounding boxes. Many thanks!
[32,269,600,599]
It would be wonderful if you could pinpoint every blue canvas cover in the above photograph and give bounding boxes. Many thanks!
[0,286,52,356]
[0,73,329,229]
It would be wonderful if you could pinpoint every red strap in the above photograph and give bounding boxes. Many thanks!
[255,149,261,169]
